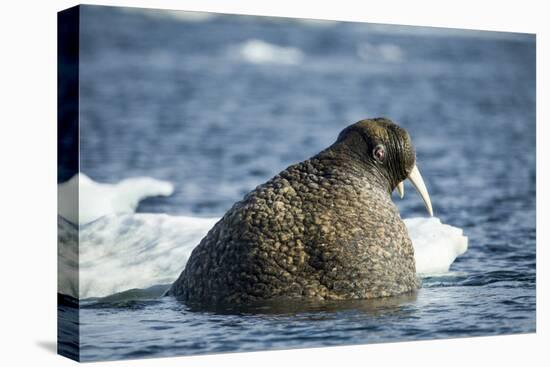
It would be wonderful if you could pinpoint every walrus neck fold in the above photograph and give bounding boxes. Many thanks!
[316,139,395,196]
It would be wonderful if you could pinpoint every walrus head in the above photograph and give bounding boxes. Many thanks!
[332,117,433,216]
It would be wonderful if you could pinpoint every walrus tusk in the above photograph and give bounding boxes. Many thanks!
[408,165,433,216]
[396,181,404,199]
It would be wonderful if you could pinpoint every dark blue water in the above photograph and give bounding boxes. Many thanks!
[69,5,535,362]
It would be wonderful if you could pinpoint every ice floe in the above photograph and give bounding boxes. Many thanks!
[58,175,467,299]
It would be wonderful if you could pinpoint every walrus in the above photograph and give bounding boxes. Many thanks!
[168,118,433,304]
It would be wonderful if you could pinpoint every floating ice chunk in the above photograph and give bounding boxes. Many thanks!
[58,214,218,299]
[58,217,79,299]
[57,175,468,299]
[58,173,174,225]
[233,39,304,65]
[58,212,467,299]
[405,217,468,274]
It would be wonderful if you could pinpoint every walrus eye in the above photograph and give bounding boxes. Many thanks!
[373,145,386,162]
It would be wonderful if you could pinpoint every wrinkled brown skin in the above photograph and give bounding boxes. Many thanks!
[168,118,420,304]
